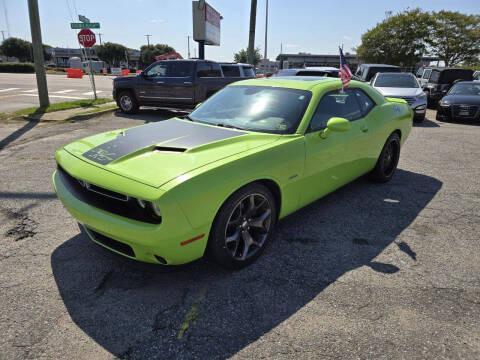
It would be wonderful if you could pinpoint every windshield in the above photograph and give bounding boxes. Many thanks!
[374,74,419,88]
[189,85,312,134]
[448,83,480,96]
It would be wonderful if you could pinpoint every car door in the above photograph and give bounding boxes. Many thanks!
[136,62,169,101]
[195,62,225,101]
[300,88,369,206]
[161,61,195,105]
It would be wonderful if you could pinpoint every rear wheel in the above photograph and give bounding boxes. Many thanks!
[207,184,277,269]
[369,133,401,183]
[117,91,139,114]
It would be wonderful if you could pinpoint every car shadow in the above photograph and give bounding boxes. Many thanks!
[114,108,191,123]
[51,169,442,359]
[414,117,440,128]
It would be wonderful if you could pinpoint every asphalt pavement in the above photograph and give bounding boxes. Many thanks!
[0,73,115,113]
[0,109,479,359]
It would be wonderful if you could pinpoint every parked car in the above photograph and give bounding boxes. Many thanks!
[423,68,474,107]
[274,67,339,78]
[436,81,480,122]
[53,77,412,269]
[220,63,255,78]
[113,59,245,113]
[371,72,427,122]
[354,64,400,82]
[415,67,437,87]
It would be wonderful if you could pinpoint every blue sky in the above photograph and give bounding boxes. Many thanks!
[1,0,479,61]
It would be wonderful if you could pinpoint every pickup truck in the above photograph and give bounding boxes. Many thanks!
[113,59,255,113]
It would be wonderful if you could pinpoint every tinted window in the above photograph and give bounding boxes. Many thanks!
[448,83,480,96]
[367,67,400,81]
[309,90,363,131]
[197,62,222,77]
[438,70,473,84]
[296,70,339,77]
[189,86,312,134]
[429,70,440,83]
[374,73,419,88]
[353,89,375,115]
[145,63,168,77]
[221,65,241,77]
[242,66,255,77]
[167,62,193,77]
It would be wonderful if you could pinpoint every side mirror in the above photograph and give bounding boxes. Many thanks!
[320,117,350,138]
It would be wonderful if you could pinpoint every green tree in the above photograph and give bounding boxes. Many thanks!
[234,47,261,65]
[95,42,127,67]
[140,44,175,65]
[356,9,433,67]
[0,37,32,62]
[427,11,480,66]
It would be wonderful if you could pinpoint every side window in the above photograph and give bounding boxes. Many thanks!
[221,65,240,77]
[197,62,222,77]
[423,69,432,79]
[353,89,375,115]
[145,63,168,77]
[242,66,255,77]
[309,90,362,131]
[167,62,193,77]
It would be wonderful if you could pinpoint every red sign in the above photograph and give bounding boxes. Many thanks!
[78,29,96,48]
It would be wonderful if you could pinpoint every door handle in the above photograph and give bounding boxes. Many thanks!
[156,81,164,84]
[183,81,192,85]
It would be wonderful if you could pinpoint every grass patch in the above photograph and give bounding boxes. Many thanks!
[14,98,112,117]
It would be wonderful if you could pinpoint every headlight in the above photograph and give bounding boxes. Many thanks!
[440,100,451,107]
[135,198,161,221]
[417,92,427,99]
[149,202,162,218]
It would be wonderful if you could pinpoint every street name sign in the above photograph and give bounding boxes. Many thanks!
[70,22,100,29]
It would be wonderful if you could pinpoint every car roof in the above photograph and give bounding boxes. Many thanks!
[360,64,399,68]
[230,76,348,90]
[220,62,253,67]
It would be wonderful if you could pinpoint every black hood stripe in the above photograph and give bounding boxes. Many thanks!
[82,119,245,165]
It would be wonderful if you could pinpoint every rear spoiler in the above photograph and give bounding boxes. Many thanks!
[385,97,408,105]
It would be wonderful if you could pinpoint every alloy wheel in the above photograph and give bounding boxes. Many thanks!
[224,193,272,261]
[120,95,133,111]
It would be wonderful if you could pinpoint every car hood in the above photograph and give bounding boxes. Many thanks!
[63,118,280,188]
[441,94,480,105]
[374,87,423,97]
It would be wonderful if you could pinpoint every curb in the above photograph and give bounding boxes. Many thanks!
[21,106,117,122]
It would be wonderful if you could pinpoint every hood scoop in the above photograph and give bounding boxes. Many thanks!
[154,146,186,153]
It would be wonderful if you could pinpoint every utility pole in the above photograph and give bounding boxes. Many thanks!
[264,0,268,60]
[27,0,49,107]
[98,33,103,45]
[145,34,151,46]
[247,0,257,65]
[187,35,191,59]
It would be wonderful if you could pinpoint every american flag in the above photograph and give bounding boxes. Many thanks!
[339,47,352,90]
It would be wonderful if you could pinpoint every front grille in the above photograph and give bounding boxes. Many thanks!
[87,227,135,257]
[57,166,161,224]
[452,104,478,118]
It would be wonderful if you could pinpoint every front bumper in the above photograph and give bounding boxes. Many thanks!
[52,169,210,265]
[436,104,480,122]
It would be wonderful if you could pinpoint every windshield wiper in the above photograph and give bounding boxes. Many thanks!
[216,123,244,131]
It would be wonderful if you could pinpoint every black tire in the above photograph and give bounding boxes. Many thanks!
[207,183,277,269]
[413,113,425,123]
[369,133,401,183]
[117,90,139,114]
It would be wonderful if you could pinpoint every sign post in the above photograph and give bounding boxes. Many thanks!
[77,28,97,99]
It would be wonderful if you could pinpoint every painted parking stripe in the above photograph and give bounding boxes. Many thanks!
[19,94,86,100]
[0,88,20,92]
[52,89,76,94]
[22,89,38,93]
[82,90,104,96]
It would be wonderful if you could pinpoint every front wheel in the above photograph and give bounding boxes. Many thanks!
[207,184,277,269]
[369,133,401,183]
[117,91,139,114]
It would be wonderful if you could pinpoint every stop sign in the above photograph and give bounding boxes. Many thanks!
[78,29,96,48]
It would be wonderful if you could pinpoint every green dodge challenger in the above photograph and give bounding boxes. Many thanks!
[53,77,412,269]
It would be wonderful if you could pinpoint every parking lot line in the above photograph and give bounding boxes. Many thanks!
[0,88,20,92]
[21,89,38,93]
[52,89,76,94]
[82,90,104,96]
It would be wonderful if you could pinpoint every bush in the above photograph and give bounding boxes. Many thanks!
[0,62,35,73]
